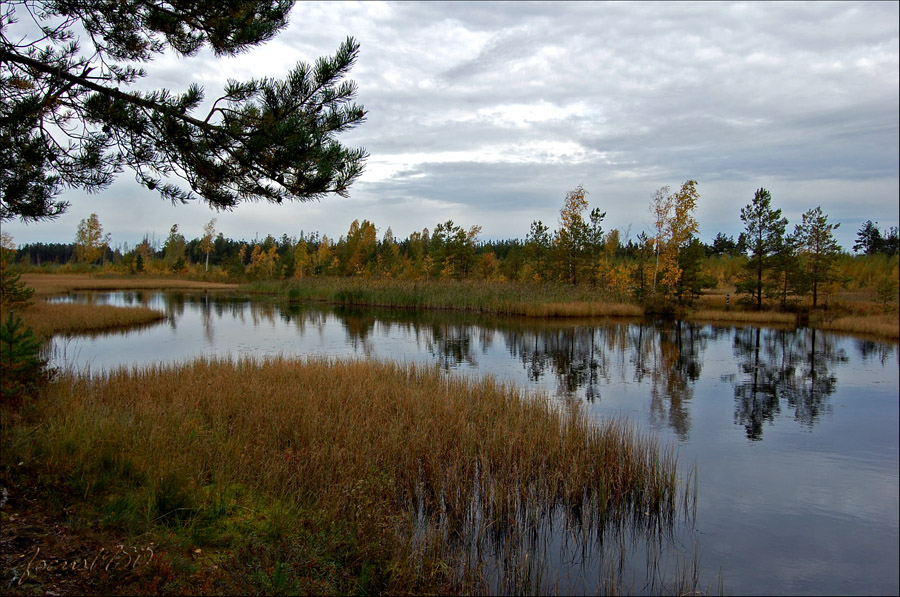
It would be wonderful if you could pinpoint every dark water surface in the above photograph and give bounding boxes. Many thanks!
[49,291,899,595]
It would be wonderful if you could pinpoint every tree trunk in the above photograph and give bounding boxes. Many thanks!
[756,263,763,310]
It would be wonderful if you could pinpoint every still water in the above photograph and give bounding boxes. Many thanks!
[49,291,899,595]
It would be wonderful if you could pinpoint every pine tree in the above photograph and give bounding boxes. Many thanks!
[1,2,367,222]
[736,188,788,309]
[794,206,841,308]
[0,231,33,308]
[1,311,49,405]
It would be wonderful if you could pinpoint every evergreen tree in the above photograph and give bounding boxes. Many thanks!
[854,221,899,257]
[794,206,841,308]
[710,232,740,256]
[677,237,715,303]
[630,231,654,300]
[583,207,606,287]
[163,224,187,270]
[736,188,788,309]
[1,1,367,222]
[1,231,33,308]
[767,231,804,308]
[885,227,900,257]
[431,220,479,279]
[524,220,551,282]
[1,311,49,405]
[853,220,883,255]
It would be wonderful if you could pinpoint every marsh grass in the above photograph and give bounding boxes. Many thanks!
[688,309,798,326]
[21,273,237,297]
[814,313,900,340]
[17,273,896,341]
[5,300,165,340]
[3,357,699,594]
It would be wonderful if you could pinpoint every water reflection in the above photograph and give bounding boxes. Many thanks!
[728,327,848,440]
[51,293,877,443]
[855,338,897,365]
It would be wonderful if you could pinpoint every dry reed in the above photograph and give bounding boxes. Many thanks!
[688,309,798,325]
[816,314,900,340]
[516,301,643,318]
[17,357,695,593]
[21,273,237,296]
[7,301,165,339]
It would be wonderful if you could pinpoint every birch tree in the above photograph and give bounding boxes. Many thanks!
[201,218,216,272]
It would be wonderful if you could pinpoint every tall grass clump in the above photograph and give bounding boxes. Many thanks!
[6,357,699,594]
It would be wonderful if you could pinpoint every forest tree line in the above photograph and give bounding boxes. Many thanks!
[9,183,900,309]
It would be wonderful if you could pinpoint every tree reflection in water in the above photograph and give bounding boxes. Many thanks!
[237,302,858,442]
[730,327,847,440]
[648,322,714,440]
[855,338,897,366]
[502,324,609,399]
[426,323,479,368]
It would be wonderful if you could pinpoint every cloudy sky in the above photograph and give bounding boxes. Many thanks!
[5,1,898,251]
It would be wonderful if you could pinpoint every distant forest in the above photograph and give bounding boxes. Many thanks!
[10,187,900,308]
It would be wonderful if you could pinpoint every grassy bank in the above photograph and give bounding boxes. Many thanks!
[247,277,899,341]
[11,273,897,341]
[7,301,165,340]
[2,273,239,340]
[1,358,698,595]
[814,313,900,340]
[21,273,238,297]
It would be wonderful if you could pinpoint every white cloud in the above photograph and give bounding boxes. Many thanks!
[3,1,897,252]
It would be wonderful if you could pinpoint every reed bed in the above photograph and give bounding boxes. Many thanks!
[5,300,165,340]
[688,309,798,325]
[5,357,697,594]
[248,277,643,318]
[816,313,900,340]
[21,273,237,297]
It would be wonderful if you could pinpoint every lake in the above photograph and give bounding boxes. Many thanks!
[48,291,900,595]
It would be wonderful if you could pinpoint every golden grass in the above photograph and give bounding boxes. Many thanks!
[816,313,900,341]
[516,300,643,318]
[6,301,165,339]
[21,273,238,296]
[688,309,798,325]
[7,357,695,593]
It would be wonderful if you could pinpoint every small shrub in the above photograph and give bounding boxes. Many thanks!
[0,311,50,405]
[1,250,34,309]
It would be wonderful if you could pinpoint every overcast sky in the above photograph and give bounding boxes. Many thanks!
[4,1,899,251]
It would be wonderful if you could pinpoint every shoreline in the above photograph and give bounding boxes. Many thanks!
[13,272,899,342]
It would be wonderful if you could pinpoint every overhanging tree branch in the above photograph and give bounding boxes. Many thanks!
[0,1,367,222]
[1,47,218,131]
